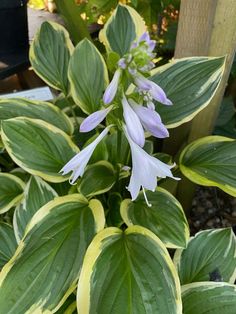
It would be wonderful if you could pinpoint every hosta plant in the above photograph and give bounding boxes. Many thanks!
[0,4,236,314]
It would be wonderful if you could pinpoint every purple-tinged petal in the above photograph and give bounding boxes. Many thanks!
[122,96,145,147]
[60,126,111,184]
[147,122,169,138]
[103,69,121,104]
[128,67,137,76]
[147,101,155,110]
[139,32,150,43]
[123,125,178,201]
[80,106,113,133]
[139,62,155,72]
[128,167,141,200]
[133,74,152,91]
[118,58,126,69]
[148,61,155,70]
[148,40,156,52]
[149,80,173,105]
[138,65,151,73]
[129,100,169,138]
[163,98,173,106]
[130,42,138,49]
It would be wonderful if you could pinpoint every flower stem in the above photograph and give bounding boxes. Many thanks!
[67,97,80,131]
[116,130,122,164]
[115,130,122,191]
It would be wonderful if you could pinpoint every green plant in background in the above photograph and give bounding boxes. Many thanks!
[214,56,236,139]
[28,0,46,10]
[28,0,56,12]
[53,0,180,56]
[0,4,236,314]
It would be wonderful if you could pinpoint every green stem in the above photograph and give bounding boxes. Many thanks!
[115,130,122,192]
[67,97,80,131]
[116,130,122,164]
[54,0,92,44]
[0,156,13,170]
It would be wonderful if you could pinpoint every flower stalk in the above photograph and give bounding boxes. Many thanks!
[61,31,177,203]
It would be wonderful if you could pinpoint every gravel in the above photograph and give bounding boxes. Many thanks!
[189,186,236,234]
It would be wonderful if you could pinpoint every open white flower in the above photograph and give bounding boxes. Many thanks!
[124,125,179,204]
[60,126,111,184]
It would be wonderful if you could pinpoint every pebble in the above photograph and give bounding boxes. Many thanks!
[189,186,234,234]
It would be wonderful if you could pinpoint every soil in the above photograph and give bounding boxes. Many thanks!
[189,186,236,235]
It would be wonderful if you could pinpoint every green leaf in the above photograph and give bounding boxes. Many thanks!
[106,131,129,165]
[30,21,74,94]
[174,228,236,285]
[99,4,146,56]
[150,57,225,128]
[214,97,236,138]
[56,298,77,314]
[182,282,236,314]
[214,116,236,139]
[50,181,72,196]
[179,136,236,197]
[0,173,25,214]
[10,168,30,182]
[143,139,154,154]
[0,98,74,135]
[120,187,189,248]
[69,39,108,114]
[0,223,17,269]
[78,161,116,197]
[106,51,120,72]
[14,176,58,242]
[0,194,105,314]
[87,0,118,15]
[106,192,123,227]
[77,226,182,313]
[215,97,235,127]
[54,0,91,44]
[1,117,79,183]
[54,292,76,313]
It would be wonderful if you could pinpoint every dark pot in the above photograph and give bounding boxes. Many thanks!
[0,0,29,57]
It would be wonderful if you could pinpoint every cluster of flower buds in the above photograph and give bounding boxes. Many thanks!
[61,32,179,205]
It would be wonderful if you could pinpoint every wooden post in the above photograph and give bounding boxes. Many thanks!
[171,0,236,211]
[174,0,236,141]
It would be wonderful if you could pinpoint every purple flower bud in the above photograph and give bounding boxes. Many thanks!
[103,69,121,104]
[133,74,152,91]
[148,40,156,52]
[148,80,173,106]
[138,32,156,52]
[118,58,127,69]
[128,67,137,76]
[129,100,169,138]
[122,95,145,147]
[80,105,113,133]
[130,42,138,49]
[139,32,150,43]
